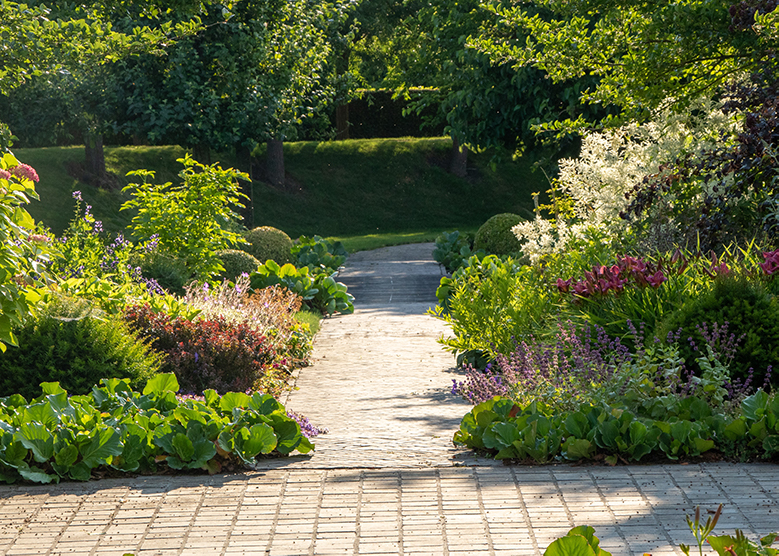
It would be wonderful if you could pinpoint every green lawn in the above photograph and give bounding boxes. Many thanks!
[16,138,549,245]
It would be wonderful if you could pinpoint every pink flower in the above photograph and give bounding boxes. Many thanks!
[760,250,779,276]
[28,234,50,243]
[646,270,666,288]
[0,169,10,181]
[556,278,571,293]
[10,163,39,183]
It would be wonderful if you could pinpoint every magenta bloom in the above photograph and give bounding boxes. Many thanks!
[646,270,666,288]
[10,163,39,183]
[556,278,571,293]
[760,250,779,276]
[0,169,10,181]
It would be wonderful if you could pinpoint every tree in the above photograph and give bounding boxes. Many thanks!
[350,0,601,175]
[113,0,354,193]
[0,1,201,171]
[477,0,779,124]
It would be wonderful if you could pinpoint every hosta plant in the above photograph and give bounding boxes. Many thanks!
[0,374,313,485]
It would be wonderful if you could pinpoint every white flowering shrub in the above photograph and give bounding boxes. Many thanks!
[514,99,740,262]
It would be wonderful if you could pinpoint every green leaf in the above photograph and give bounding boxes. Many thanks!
[220,392,252,413]
[706,535,739,555]
[249,393,283,414]
[54,444,78,468]
[543,535,599,556]
[562,438,594,461]
[171,433,195,462]
[742,390,769,422]
[236,423,277,461]
[79,427,122,468]
[724,418,748,441]
[143,373,180,396]
[17,463,58,484]
[763,435,779,456]
[204,389,220,408]
[17,423,54,462]
[565,412,590,438]
[22,403,58,428]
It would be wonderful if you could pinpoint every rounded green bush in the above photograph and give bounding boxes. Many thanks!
[0,296,162,400]
[135,251,191,295]
[242,226,293,265]
[656,277,779,388]
[216,249,260,281]
[473,213,523,255]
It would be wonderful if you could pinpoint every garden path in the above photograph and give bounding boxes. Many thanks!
[0,243,777,556]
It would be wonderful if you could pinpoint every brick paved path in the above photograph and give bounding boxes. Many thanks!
[1,244,777,556]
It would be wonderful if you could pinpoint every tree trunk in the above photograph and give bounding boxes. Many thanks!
[237,146,255,228]
[336,103,350,140]
[192,144,211,165]
[266,138,285,188]
[84,132,105,178]
[450,135,468,178]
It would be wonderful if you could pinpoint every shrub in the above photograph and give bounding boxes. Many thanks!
[291,235,347,274]
[250,260,355,315]
[657,277,779,388]
[124,304,280,396]
[474,213,523,255]
[121,155,249,280]
[216,249,260,281]
[181,277,312,366]
[433,230,484,273]
[243,226,293,265]
[0,296,162,400]
[133,250,191,295]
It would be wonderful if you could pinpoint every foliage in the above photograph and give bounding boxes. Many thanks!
[0,374,313,484]
[0,153,49,351]
[513,100,740,260]
[478,1,778,122]
[433,230,484,274]
[624,71,779,251]
[133,250,191,296]
[658,277,779,388]
[474,213,523,255]
[181,276,312,366]
[47,191,162,294]
[121,155,248,280]
[543,526,611,556]
[216,249,261,282]
[453,389,779,464]
[250,260,354,316]
[431,254,551,359]
[453,319,765,417]
[243,226,294,265]
[124,304,282,396]
[0,296,162,401]
[544,506,778,556]
[291,235,347,275]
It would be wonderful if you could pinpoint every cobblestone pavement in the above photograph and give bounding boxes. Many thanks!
[0,244,777,556]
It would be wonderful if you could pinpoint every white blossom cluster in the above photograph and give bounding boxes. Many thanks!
[513,99,740,262]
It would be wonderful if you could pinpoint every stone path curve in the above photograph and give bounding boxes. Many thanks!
[0,243,777,556]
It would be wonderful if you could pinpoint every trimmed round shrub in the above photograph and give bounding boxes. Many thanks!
[216,249,260,281]
[0,297,162,400]
[473,213,523,255]
[656,277,779,388]
[135,251,191,295]
[243,226,293,265]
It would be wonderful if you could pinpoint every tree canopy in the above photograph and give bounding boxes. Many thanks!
[475,0,779,126]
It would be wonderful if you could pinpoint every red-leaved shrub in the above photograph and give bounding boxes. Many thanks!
[124,304,279,395]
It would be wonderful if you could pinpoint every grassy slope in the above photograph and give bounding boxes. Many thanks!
[16,138,548,245]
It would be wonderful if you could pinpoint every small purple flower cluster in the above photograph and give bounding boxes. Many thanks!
[453,322,632,405]
[286,410,328,438]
